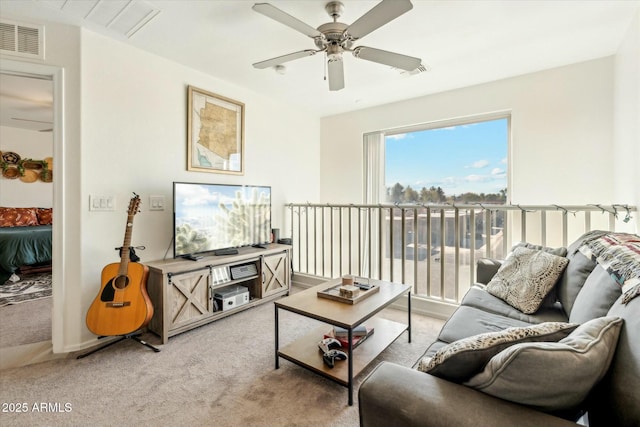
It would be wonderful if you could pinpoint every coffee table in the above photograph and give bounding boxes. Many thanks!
[274,278,411,405]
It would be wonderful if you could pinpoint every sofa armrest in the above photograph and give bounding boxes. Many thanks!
[359,362,577,427]
[476,258,503,284]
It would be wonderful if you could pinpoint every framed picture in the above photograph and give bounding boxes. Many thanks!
[187,85,245,174]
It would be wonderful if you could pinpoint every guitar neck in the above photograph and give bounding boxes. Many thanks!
[118,213,135,276]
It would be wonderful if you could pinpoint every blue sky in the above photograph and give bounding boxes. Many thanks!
[385,118,508,196]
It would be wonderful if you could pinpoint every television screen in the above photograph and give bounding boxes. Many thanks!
[173,182,271,257]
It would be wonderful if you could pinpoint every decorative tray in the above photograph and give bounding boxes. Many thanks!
[317,280,380,304]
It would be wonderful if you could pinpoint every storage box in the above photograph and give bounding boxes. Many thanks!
[214,285,250,312]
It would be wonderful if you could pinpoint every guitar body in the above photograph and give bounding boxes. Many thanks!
[86,262,153,337]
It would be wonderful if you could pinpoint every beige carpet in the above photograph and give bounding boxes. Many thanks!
[0,297,52,347]
[0,290,444,427]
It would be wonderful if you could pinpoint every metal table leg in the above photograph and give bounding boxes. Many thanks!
[275,304,280,369]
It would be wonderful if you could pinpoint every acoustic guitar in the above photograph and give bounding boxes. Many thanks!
[86,194,154,337]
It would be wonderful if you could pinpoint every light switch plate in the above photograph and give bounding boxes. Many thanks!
[149,195,165,211]
[90,195,115,211]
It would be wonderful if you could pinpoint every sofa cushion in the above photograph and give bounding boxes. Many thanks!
[557,240,599,317]
[476,258,503,285]
[437,306,532,343]
[569,265,622,324]
[486,247,569,314]
[464,316,623,413]
[417,322,577,383]
[462,286,568,324]
[588,295,640,427]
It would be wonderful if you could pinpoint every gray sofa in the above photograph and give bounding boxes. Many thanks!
[359,231,640,427]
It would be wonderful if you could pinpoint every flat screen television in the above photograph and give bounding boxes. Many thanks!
[173,182,271,258]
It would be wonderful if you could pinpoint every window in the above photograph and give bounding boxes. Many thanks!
[365,115,510,204]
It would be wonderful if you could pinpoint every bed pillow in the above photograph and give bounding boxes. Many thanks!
[417,322,578,383]
[464,316,623,413]
[37,208,53,225]
[486,247,569,314]
[0,207,39,227]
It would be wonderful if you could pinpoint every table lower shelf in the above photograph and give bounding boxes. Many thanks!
[277,317,409,386]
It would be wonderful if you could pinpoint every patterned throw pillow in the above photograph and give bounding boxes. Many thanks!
[0,207,39,227]
[486,247,569,314]
[37,208,53,225]
[417,322,578,383]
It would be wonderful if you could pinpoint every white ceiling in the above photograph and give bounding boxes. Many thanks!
[1,0,638,122]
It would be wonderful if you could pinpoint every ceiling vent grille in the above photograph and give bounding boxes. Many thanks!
[0,20,44,60]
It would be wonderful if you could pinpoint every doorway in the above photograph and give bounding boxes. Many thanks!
[0,72,53,348]
[0,59,64,365]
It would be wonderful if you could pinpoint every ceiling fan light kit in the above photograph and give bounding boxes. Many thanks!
[252,0,424,91]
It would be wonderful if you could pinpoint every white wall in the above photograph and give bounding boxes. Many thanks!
[0,126,53,207]
[2,18,320,352]
[75,30,320,347]
[320,57,622,206]
[613,8,640,229]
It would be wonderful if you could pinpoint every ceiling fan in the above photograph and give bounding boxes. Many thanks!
[252,0,423,91]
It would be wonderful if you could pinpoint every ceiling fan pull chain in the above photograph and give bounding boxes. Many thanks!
[323,58,327,82]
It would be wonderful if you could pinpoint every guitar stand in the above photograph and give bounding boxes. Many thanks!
[76,332,160,359]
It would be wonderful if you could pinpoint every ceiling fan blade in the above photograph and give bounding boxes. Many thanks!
[253,3,322,38]
[345,0,413,40]
[327,58,345,91]
[253,50,319,69]
[353,46,422,71]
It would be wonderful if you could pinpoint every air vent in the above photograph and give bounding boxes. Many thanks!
[0,20,44,60]
[38,0,161,39]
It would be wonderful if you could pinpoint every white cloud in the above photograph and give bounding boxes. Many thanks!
[466,160,489,169]
[491,168,505,175]
[386,133,407,140]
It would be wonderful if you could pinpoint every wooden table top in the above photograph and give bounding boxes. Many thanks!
[275,277,410,328]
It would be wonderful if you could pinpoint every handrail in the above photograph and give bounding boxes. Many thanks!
[285,203,637,304]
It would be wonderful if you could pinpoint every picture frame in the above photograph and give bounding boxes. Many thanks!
[187,85,245,175]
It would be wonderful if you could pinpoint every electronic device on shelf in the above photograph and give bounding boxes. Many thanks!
[213,285,250,312]
[230,263,258,280]
[172,182,271,259]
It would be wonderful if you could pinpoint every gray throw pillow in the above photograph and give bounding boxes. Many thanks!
[486,247,569,314]
[417,322,578,383]
[569,265,622,324]
[464,316,623,413]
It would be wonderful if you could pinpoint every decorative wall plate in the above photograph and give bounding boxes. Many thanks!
[23,160,44,170]
[2,167,19,179]
[40,169,53,182]
[20,169,39,183]
[1,152,20,164]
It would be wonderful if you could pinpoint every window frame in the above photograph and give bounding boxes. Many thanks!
[365,112,512,204]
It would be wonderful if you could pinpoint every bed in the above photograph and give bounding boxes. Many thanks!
[0,207,53,284]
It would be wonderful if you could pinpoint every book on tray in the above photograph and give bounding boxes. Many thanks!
[324,325,374,349]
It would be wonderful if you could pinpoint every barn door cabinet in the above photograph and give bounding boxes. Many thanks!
[145,244,291,344]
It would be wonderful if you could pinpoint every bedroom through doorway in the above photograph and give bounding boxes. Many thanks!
[0,71,54,350]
